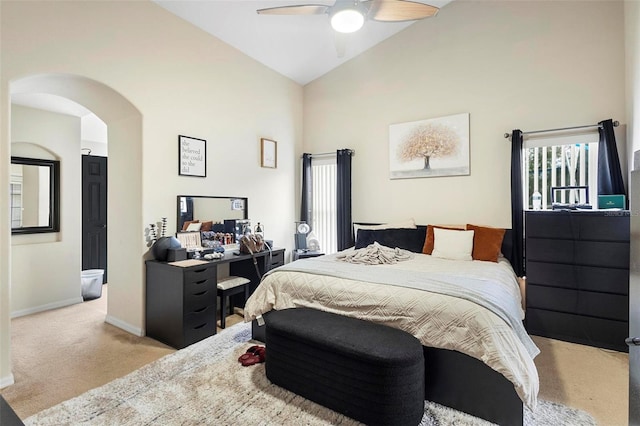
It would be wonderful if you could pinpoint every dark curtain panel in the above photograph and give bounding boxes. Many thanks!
[300,153,313,226]
[336,149,353,251]
[597,119,626,202]
[510,130,525,277]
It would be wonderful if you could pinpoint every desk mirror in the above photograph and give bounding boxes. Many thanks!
[177,195,248,232]
[10,157,60,234]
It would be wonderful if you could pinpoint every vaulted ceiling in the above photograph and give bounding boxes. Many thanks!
[154,0,453,85]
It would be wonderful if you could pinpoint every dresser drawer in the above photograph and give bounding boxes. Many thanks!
[525,212,630,242]
[526,308,628,352]
[526,239,629,268]
[527,284,628,321]
[526,213,577,239]
[526,262,629,295]
[575,241,629,268]
[576,214,629,241]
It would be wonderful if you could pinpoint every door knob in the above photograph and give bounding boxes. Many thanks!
[626,337,640,346]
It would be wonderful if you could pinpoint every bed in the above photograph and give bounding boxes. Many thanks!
[244,224,539,425]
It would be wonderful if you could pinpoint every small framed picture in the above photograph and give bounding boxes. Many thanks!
[179,135,207,177]
[261,138,277,169]
[231,199,245,211]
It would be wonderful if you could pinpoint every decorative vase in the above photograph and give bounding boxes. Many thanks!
[152,236,181,261]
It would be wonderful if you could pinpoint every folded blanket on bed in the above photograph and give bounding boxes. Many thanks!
[335,242,414,264]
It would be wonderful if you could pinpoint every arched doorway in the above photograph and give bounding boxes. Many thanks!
[1,73,144,386]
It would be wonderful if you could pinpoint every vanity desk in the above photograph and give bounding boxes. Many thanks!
[145,248,284,349]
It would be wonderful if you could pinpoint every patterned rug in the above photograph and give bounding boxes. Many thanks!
[25,322,596,426]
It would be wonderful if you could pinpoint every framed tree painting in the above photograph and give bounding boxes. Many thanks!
[389,113,470,179]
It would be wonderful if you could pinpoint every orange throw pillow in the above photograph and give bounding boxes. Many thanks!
[422,225,463,254]
[466,224,506,262]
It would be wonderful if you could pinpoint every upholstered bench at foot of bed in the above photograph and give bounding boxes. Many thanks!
[264,308,425,426]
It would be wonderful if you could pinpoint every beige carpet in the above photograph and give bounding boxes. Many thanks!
[0,286,629,425]
[22,323,597,426]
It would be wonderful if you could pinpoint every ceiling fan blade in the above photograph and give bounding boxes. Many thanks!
[367,0,438,22]
[257,5,329,15]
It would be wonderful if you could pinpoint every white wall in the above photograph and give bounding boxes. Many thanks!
[81,113,108,157]
[0,0,303,386]
[11,105,83,316]
[303,0,627,227]
[626,0,640,170]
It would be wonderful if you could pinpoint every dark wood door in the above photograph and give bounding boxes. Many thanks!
[82,155,107,283]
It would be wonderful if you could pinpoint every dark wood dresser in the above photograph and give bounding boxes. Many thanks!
[146,248,284,349]
[525,210,630,352]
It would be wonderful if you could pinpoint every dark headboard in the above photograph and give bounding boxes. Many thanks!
[354,223,515,269]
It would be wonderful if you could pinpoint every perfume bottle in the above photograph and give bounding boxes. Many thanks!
[532,192,542,210]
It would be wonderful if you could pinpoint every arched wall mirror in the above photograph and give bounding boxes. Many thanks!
[11,156,60,234]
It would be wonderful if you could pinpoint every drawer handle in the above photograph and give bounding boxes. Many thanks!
[193,268,207,273]
[194,290,208,296]
[194,279,208,285]
[193,323,207,330]
[193,306,208,313]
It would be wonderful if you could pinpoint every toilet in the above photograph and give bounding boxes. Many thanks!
[81,269,104,301]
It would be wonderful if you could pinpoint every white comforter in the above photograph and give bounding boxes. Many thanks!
[244,251,540,409]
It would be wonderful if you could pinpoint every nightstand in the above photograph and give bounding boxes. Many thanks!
[293,250,324,260]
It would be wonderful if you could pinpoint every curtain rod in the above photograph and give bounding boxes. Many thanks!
[302,150,356,158]
[503,120,619,139]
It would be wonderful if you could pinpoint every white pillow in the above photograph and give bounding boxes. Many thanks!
[185,222,202,232]
[432,228,474,261]
[354,218,416,240]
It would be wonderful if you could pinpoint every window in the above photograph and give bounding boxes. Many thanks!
[310,157,338,254]
[523,131,599,210]
[10,181,22,228]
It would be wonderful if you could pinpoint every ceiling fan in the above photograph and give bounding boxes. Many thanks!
[256,0,439,34]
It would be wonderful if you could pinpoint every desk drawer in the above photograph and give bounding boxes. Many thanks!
[270,250,284,268]
[183,307,216,347]
[184,275,216,298]
[184,265,216,283]
[184,285,215,310]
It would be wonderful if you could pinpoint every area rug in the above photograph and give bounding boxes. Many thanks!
[24,322,596,426]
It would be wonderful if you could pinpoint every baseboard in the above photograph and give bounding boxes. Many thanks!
[105,315,144,337]
[10,297,83,319]
[0,373,15,389]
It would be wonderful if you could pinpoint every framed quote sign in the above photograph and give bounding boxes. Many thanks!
[179,135,206,177]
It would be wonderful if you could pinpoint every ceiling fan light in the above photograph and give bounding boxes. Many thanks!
[331,8,364,33]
